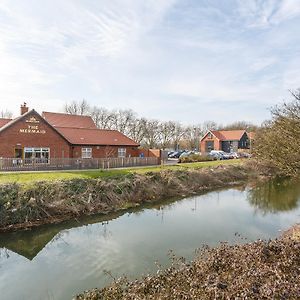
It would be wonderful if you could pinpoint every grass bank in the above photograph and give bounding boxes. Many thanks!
[0,159,241,184]
[75,229,300,300]
[0,162,252,232]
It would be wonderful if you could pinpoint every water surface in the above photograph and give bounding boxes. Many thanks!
[0,179,300,300]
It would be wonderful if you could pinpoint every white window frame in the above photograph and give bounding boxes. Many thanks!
[118,148,126,158]
[82,147,92,159]
[24,147,50,164]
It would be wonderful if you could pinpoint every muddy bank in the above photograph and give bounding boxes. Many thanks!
[0,165,256,232]
[75,230,300,300]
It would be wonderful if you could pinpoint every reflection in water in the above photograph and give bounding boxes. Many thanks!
[0,180,300,300]
[247,179,300,214]
[0,211,124,260]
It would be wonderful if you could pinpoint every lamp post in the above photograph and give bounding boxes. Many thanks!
[193,127,198,152]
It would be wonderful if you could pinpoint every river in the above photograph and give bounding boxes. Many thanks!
[0,179,300,300]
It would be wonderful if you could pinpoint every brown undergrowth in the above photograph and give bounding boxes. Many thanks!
[75,235,300,300]
[0,165,255,232]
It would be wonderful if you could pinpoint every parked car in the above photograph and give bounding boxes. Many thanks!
[179,151,193,158]
[209,150,231,160]
[208,152,223,160]
[169,150,186,158]
[228,152,239,159]
[237,152,251,158]
[168,151,175,157]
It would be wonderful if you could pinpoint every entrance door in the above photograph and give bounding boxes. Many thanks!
[15,148,23,159]
[14,148,23,166]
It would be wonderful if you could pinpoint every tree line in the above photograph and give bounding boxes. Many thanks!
[64,100,257,150]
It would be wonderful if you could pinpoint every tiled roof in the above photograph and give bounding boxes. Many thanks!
[0,118,12,128]
[56,127,139,146]
[211,130,246,141]
[42,112,97,129]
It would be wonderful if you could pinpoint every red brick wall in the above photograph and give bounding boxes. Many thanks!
[137,148,161,158]
[71,145,139,158]
[200,133,221,153]
[0,111,71,158]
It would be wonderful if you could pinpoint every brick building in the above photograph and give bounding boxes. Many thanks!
[0,104,140,160]
[200,130,250,153]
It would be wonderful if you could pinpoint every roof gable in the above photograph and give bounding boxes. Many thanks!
[0,109,70,143]
[211,130,247,141]
[201,130,248,141]
[200,130,221,141]
[42,112,96,129]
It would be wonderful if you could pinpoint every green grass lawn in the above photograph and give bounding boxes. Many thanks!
[0,159,242,184]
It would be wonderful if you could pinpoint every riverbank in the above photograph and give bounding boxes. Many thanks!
[75,227,300,300]
[0,162,255,232]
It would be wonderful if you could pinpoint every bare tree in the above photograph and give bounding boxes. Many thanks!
[127,117,147,144]
[219,121,258,131]
[114,109,137,135]
[170,122,186,150]
[90,106,114,129]
[158,121,176,149]
[0,110,13,119]
[202,120,218,132]
[64,99,90,115]
[183,125,203,151]
[142,119,161,149]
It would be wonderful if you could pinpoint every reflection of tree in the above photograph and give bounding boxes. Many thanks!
[247,179,300,214]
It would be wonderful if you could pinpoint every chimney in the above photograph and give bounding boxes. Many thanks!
[20,102,29,115]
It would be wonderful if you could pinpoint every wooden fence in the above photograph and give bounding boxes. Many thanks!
[0,157,160,172]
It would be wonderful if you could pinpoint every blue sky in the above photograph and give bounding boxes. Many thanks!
[0,0,300,124]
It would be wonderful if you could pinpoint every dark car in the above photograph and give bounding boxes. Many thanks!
[168,151,175,157]
[169,150,186,158]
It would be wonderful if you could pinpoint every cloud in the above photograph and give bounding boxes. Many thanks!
[0,0,299,125]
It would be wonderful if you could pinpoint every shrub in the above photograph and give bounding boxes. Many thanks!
[178,154,215,163]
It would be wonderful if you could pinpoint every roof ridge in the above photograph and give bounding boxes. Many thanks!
[42,111,92,118]
[55,126,116,131]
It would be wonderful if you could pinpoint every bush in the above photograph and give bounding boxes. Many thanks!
[178,154,215,163]
[253,89,300,176]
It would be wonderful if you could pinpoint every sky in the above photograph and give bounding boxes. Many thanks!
[0,0,300,125]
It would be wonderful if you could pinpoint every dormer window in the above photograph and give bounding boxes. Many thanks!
[207,132,213,139]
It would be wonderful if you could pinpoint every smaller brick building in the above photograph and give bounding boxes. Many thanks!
[0,104,140,160]
[200,130,250,154]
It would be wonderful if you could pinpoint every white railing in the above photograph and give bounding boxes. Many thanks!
[0,157,160,172]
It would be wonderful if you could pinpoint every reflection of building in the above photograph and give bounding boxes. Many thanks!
[0,103,140,160]
[0,211,123,260]
[200,130,250,153]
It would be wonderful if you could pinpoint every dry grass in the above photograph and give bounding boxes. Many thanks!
[75,237,300,300]
[0,164,252,231]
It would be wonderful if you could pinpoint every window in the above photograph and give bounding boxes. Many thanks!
[24,147,50,163]
[207,133,213,139]
[118,148,126,158]
[82,147,92,158]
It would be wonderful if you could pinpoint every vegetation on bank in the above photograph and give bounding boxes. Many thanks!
[253,89,300,177]
[178,153,215,163]
[0,159,241,184]
[0,163,251,232]
[75,232,300,300]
